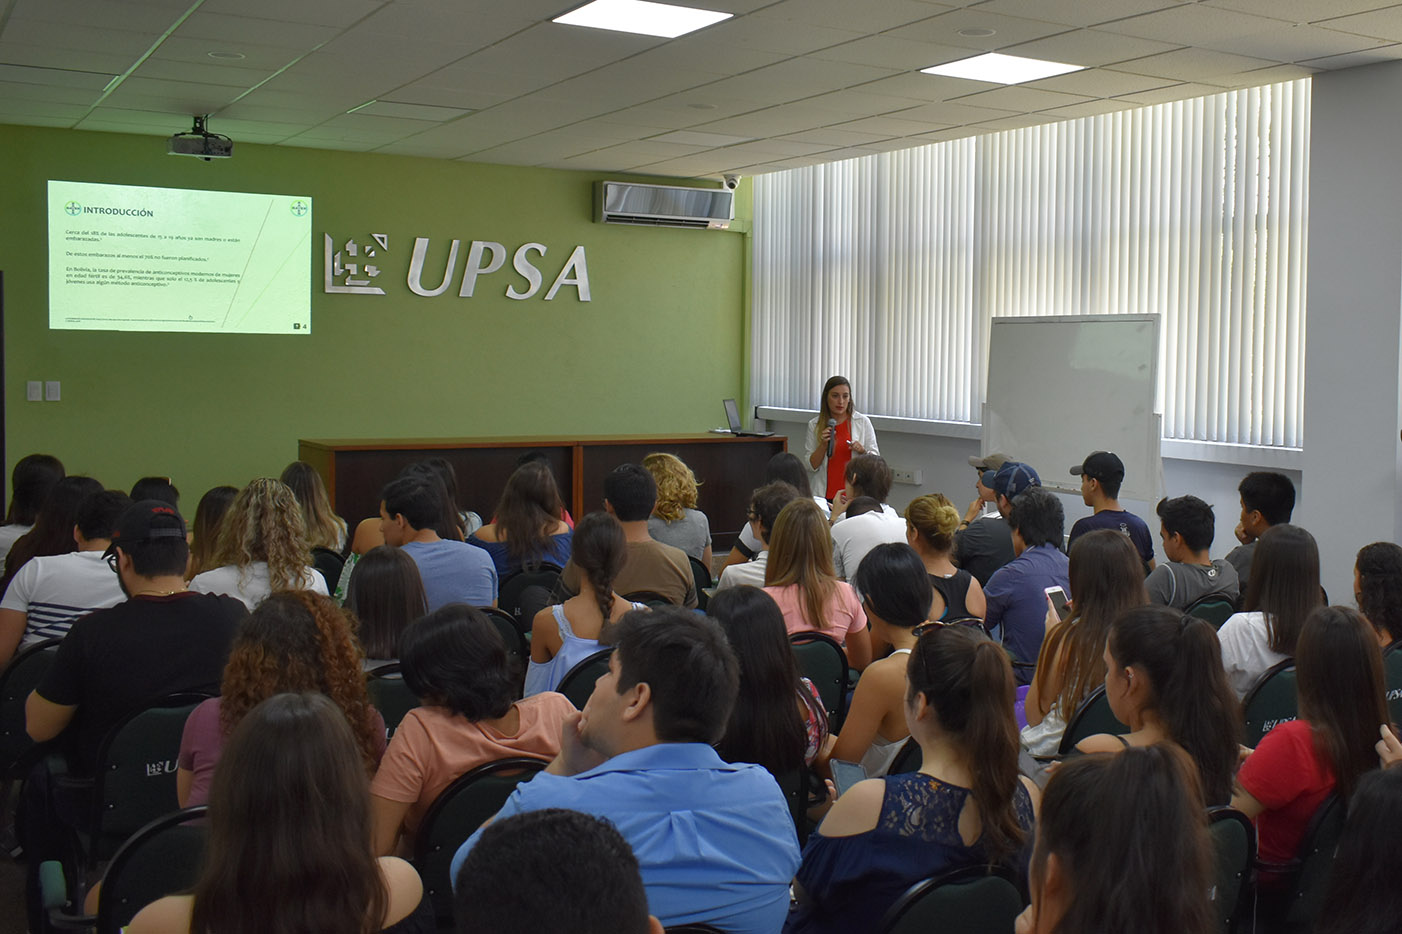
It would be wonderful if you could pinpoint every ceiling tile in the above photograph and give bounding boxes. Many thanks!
[976,0,1186,29]
[3,20,157,57]
[1098,5,1293,44]
[1298,43,1402,67]
[1040,97,1140,118]
[951,85,1095,111]
[1004,28,1183,66]
[1111,81,1232,104]
[1027,66,1173,95]
[196,0,387,27]
[809,35,973,69]
[1316,6,1402,41]
[150,37,305,70]
[747,0,951,32]
[690,104,851,136]
[0,64,113,89]
[829,113,952,135]
[891,100,1024,124]
[1200,0,1399,24]
[888,8,1076,49]
[780,127,899,145]
[175,12,342,48]
[692,16,867,55]
[10,0,180,32]
[0,83,94,106]
[1108,46,1278,81]
[1199,22,1389,59]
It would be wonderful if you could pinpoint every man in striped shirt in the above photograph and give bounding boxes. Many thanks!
[0,489,131,665]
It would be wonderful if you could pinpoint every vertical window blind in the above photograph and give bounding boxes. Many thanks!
[752,79,1309,448]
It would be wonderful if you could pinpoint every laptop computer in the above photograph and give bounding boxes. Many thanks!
[723,398,775,437]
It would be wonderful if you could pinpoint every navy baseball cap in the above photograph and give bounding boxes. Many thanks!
[991,462,1041,500]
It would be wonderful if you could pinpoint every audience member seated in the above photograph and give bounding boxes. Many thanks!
[186,485,237,579]
[787,625,1038,934]
[1233,606,1388,879]
[2,475,102,591]
[0,453,64,562]
[128,693,430,934]
[128,476,179,508]
[710,586,828,775]
[642,452,712,566]
[724,452,829,571]
[1218,524,1321,697]
[822,544,934,777]
[379,475,497,611]
[1077,606,1240,806]
[1144,495,1238,610]
[454,808,664,934]
[829,455,906,582]
[353,460,480,556]
[178,591,385,807]
[371,605,573,856]
[526,513,640,696]
[715,481,802,592]
[1023,530,1148,754]
[1226,471,1296,587]
[984,480,1069,679]
[1015,745,1213,934]
[905,493,986,620]
[347,545,428,668]
[0,489,130,664]
[763,499,872,668]
[1066,451,1155,571]
[188,478,328,609]
[281,460,349,554]
[952,454,1015,586]
[1315,765,1402,934]
[450,608,801,934]
[557,464,696,608]
[468,460,573,578]
[1354,541,1402,646]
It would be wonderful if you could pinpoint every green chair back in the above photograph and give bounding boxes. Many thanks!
[1057,686,1128,755]
[1241,661,1297,748]
[790,633,850,731]
[878,864,1024,934]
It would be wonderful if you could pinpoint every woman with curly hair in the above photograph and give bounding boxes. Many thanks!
[280,460,349,554]
[643,452,712,566]
[177,591,385,807]
[468,460,572,577]
[1355,541,1402,645]
[189,478,327,610]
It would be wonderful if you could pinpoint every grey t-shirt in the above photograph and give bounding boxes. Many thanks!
[647,508,712,563]
[1145,559,1239,610]
[1226,541,1256,589]
[953,514,1015,587]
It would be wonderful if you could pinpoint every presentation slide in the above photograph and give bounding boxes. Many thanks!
[48,180,312,334]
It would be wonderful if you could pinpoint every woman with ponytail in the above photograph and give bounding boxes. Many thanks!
[1077,606,1240,806]
[904,493,985,620]
[1234,606,1389,872]
[1015,745,1213,934]
[786,624,1037,934]
[524,513,643,696]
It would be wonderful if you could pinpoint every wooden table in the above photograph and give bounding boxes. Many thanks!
[298,434,789,551]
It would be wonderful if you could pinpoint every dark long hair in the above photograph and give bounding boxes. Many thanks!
[1317,767,1402,934]
[4,453,64,525]
[1355,542,1402,644]
[1295,606,1388,801]
[1034,745,1213,934]
[1242,524,1321,655]
[2,475,103,588]
[907,626,1023,862]
[1107,606,1240,806]
[346,545,428,660]
[191,693,387,934]
[401,605,517,721]
[493,461,564,567]
[709,586,808,777]
[853,542,933,627]
[189,485,238,579]
[763,452,812,499]
[572,512,627,624]
[1036,530,1148,718]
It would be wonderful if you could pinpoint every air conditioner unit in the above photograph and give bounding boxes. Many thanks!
[595,181,733,230]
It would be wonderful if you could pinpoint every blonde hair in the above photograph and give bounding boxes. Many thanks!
[764,498,837,631]
[279,461,346,553]
[213,479,313,593]
[905,493,961,554]
[643,453,699,523]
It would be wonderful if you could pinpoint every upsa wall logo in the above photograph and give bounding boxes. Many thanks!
[324,234,590,301]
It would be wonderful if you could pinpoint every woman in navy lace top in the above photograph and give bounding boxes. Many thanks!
[785,625,1039,933]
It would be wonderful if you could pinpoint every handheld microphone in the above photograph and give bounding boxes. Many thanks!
[826,418,836,458]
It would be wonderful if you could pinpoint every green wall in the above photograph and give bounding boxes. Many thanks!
[0,124,750,505]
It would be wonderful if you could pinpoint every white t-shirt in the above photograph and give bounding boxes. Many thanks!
[0,524,32,564]
[1218,610,1290,699]
[715,551,768,592]
[0,549,125,644]
[189,562,327,611]
[831,508,908,582]
[736,496,830,557]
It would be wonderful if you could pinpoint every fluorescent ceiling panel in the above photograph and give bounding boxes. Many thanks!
[921,52,1085,84]
[553,0,732,38]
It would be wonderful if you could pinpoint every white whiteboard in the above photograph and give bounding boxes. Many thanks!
[983,315,1162,503]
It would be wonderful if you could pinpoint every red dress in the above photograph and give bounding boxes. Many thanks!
[825,420,853,500]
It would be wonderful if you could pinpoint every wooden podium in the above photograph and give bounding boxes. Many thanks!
[298,434,789,550]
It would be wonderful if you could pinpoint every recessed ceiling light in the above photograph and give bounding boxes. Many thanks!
[957,27,996,38]
[206,50,246,60]
[921,52,1083,85]
[553,0,732,38]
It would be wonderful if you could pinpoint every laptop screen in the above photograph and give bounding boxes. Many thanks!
[723,398,743,432]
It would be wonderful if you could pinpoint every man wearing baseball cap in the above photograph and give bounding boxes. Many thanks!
[1067,451,1155,572]
[952,453,1015,586]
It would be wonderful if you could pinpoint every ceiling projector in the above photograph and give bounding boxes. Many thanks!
[168,115,233,161]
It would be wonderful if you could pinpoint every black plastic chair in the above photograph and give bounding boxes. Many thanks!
[878,864,1023,934]
[888,737,922,775]
[479,606,529,685]
[556,648,614,709]
[622,590,672,609]
[1207,806,1255,933]
[0,637,61,778]
[1056,686,1128,755]
[1241,660,1297,748]
[310,546,346,595]
[367,663,419,739]
[497,564,563,635]
[1383,640,1402,726]
[688,556,712,611]
[789,632,850,733]
[414,757,546,927]
[1186,594,1238,629]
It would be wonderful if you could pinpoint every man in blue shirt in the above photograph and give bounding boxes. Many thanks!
[379,474,497,610]
[1066,450,1156,572]
[983,466,1069,682]
[451,607,800,933]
